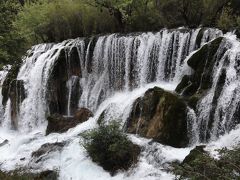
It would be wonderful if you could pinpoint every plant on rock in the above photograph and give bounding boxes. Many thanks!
[81,121,140,175]
[170,145,240,179]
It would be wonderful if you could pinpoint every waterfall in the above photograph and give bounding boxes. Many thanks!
[0,28,223,136]
[2,28,240,179]
[196,34,240,142]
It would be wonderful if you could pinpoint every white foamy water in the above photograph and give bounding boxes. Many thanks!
[0,28,239,180]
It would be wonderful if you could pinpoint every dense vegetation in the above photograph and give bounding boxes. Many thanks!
[171,145,240,179]
[81,121,140,174]
[1,0,240,67]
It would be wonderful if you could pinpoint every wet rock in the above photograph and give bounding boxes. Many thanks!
[176,37,225,112]
[176,37,224,97]
[32,142,66,159]
[46,108,93,135]
[8,80,26,129]
[74,107,93,122]
[0,139,9,147]
[126,87,188,148]
[46,48,82,115]
[2,63,22,106]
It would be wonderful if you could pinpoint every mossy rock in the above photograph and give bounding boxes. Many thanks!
[171,145,240,179]
[126,87,189,148]
[0,170,58,180]
[182,145,206,164]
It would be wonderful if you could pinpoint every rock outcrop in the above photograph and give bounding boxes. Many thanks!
[176,37,224,107]
[46,108,93,135]
[1,63,26,129]
[126,87,188,148]
[9,80,26,129]
[2,63,22,106]
[46,48,82,115]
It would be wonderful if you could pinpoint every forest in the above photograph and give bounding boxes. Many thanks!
[0,0,240,68]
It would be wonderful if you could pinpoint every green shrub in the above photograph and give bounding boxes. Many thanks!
[170,145,240,180]
[217,7,236,31]
[81,121,140,175]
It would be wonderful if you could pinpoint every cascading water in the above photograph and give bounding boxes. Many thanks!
[0,27,224,138]
[1,28,240,180]
[195,34,240,142]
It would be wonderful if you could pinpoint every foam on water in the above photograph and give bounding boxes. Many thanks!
[1,28,239,179]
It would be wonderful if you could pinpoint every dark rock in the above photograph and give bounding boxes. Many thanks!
[0,139,9,147]
[46,47,82,115]
[46,108,93,135]
[182,145,206,164]
[175,37,225,115]
[2,63,22,106]
[0,170,58,180]
[126,87,188,148]
[37,170,58,180]
[176,37,224,97]
[8,80,26,129]
[32,142,66,159]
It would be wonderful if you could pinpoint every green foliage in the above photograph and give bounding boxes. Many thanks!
[1,0,240,68]
[14,0,117,43]
[217,7,236,31]
[171,146,240,180]
[0,0,26,66]
[81,121,140,174]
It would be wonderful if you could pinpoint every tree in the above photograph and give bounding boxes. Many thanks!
[86,0,134,32]
[0,0,24,67]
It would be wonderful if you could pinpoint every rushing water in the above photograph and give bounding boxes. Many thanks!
[0,27,226,137]
[1,28,240,179]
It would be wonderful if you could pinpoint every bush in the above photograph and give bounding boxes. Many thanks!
[81,121,140,175]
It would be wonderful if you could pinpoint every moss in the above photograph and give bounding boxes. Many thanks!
[0,170,58,180]
[171,145,240,180]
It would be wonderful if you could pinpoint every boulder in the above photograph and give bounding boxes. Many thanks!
[46,108,93,135]
[126,87,188,148]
